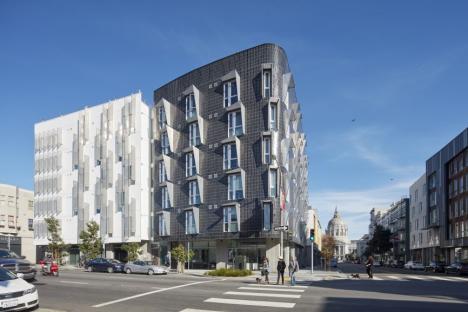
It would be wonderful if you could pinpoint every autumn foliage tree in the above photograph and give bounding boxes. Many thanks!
[321,235,336,270]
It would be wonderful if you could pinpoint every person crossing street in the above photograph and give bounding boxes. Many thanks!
[276,256,286,285]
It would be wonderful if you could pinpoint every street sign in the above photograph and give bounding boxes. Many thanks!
[274,225,288,231]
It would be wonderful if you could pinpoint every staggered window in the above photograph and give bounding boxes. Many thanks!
[269,169,278,197]
[223,143,238,170]
[263,202,272,231]
[158,106,167,129]
[158,214,167,236]
[161,132,170,155]
[188,181,200,205]
[185,152,196,177]
[188,122,200,146]
[223,80,238,107]
[228,173,243,200]
[158,161,167,183]
[161,187,170,209]
[227,111,242,137]
[269,103,277,130]
[263,70,272,98]
[263,136,271,164]
[223,206,238,232]
[185,210,197,234]
[185,93,197,120]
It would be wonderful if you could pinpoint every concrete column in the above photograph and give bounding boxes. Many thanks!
[266,238,280,272]
[216,240,228,269]
[105,247,114,259]
[140,242,151,261]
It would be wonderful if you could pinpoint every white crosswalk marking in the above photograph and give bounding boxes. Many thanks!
[246,283,307,288]
[238,286,305,292]
[445,276,468,281]
[428,276,459,282]
[224,291,301,299]
[180,309,223,312]
[371,276,383,280]
[386,275,402,280]
[406,275,425,280]
[205,298,295,308]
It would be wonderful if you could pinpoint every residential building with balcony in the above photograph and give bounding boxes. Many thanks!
[0,184,35,262]
[426,127,468,263]
[33,93,151,264]
[150,43,309,270]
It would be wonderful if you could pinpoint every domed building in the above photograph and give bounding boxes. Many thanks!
[326,207,350,262]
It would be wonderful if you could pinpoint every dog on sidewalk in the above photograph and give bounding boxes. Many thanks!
[350,273,360,279]
[256,277,262,284]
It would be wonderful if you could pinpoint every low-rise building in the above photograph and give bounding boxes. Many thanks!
[0,184,35,262]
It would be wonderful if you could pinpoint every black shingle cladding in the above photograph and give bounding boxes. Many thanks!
[153,43,290,243]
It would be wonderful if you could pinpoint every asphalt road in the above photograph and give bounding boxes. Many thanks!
[31,265,468,312]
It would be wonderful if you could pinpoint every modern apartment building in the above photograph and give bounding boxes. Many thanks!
[0,184,35,262]
[426,127,468,263]
[409,174,440,265]
[33,93,151,264]
[150,43,309,270]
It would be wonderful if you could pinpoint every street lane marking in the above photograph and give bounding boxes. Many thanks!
[92,279,223,308]
[224,291,301,299]
[205,298,295,308]
[386,275,401,280]
[428,276,460,282]
[238,286,304,292]
[180,309,223,312]
[371,276,382,280]
[59,280,89,285]
[406,275,425,280]
[246,283,307,288]
[446,276,468,281]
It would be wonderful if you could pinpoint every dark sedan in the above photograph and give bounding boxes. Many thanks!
[445,262,468,275]
[85,258,124,273]
[425,261,446,273]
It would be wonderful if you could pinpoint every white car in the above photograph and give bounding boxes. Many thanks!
[124,260,169,275]
[0,267,38,311]
[404,261,424,270]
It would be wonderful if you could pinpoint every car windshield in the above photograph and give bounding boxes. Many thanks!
[0,249,19,258]
[0,267,17,281]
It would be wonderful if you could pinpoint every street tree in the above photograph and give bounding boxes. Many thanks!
[44,217,68,262]
[121,242,143,262]
[79,221,102,261]
[368,225,393,257]
[321,234,336,270]
[171,244,194,273]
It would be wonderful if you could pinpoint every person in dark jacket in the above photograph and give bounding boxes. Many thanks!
[276,256,286,285]
[365,256,374,279]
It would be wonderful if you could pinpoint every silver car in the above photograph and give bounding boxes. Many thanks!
[124,260,168,275]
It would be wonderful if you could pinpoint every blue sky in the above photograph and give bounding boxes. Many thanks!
[1,1,467,239]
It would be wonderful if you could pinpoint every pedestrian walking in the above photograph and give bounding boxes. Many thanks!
[262,257,270,284]
[290,257,299,286]
[276,256,286,285]
[365,256,374,279]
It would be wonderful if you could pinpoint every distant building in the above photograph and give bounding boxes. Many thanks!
[409,174,440,265]
[426,127,468,264]
[356,234,369,259]
[305,208,322,267]
[33,93,151,264]
[0,184,35,262]
[326,208,350,261]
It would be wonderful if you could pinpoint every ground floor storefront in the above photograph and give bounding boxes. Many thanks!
[151,238,304,271]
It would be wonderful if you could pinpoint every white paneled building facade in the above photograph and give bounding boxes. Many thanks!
[34,93,151,263]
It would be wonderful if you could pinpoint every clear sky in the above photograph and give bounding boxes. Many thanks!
[1,1,467,240]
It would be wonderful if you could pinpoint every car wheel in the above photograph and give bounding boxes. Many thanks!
[148,269,154,275]
[126,268,132,274]
[87,266,93,272]
[107,267,114,273]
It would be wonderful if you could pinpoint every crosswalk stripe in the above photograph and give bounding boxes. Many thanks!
[224,291,301,299]
[246,283,307,289]
[445,276,468,281]
[180,309,222,312]
[205,298,295,308]
[406,275,425,280]
[371,276,383,280]
[386,275,402,280]
[238,286,304,292]
[428,276,459,282]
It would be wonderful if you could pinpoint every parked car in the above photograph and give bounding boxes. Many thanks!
[404,261,424,270]
[85,258,124,273]
[124,260,169,275]
[424,261,446,273]
[330,258,337,268]
[0,249,36,281]
[0,266,39,311]
[445,262,468,275]
[390,260,405,268]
